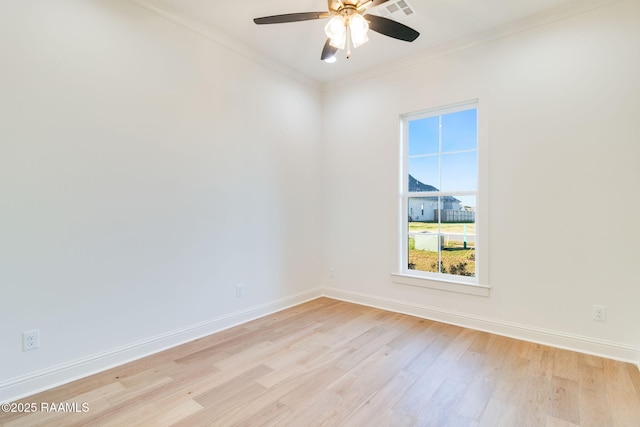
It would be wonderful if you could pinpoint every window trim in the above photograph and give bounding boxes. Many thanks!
[394,99,490,297]
[391,273,490,297]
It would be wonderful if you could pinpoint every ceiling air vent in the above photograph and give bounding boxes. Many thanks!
[369,0,417,21]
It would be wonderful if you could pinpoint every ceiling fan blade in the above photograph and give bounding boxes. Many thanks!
[321,38,339,61]
[364,14,419,42]
[254,12,329,25]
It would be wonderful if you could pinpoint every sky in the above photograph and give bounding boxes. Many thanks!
[408,108,477,208]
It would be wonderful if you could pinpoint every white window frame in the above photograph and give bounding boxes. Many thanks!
[392,100,490,297]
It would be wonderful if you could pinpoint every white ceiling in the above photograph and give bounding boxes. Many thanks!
[134,0,589,84]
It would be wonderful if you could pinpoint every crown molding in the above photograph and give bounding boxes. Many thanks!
[126,0,322,92]
[127,0,625,92]
[323,0,623,91]
[126,0,621,93]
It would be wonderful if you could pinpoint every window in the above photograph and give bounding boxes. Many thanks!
[399,101,479,286]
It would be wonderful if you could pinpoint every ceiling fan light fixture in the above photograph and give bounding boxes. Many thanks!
[324,16,347,49]
[348,13,370,48]
[254,1,420,62]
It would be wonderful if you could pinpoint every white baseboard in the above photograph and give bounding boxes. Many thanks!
[0,288,322,404]
[322,287,640,366]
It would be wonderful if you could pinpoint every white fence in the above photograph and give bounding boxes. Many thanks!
[439,209,475,223]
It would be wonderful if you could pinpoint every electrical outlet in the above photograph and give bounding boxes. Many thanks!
[22,329,40,351]
[593,305,606,322]
[236,284,244,298]
[329,267,335,278]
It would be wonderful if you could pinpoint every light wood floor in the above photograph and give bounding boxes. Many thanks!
[2,298,640,426]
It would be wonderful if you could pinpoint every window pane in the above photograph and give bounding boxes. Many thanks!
[440,195,475,221]
[408,236,439,273]
[408,116,439,155]
[408,197,440,272]
[442,109,477,152]
[441,151,477,191]
[408,196,440,223]
[451,194,476,214]
[440,194,475,277]
[408,156,439,191]
[442,233,475,277]
[440,224,475,248]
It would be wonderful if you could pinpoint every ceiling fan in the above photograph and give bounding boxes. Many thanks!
[253,0,420,62]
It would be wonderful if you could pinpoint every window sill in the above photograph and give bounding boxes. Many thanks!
[391,273,490,297]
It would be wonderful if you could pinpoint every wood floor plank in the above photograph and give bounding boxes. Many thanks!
[439,327,479,362]
[490,356,531,405]
[478,398,519,427]
[606,384,640,426]
[578,352,604,369]
[2,297,639,427]
[553,350,581,382]
[548,376,581,425]
[403,323,456,377]
[546,415,580,427]
[453,360,497,421]
[340,369,419,426]
[576,361,606,391]
[215,350,351,425]
[193,364,272,408]
[232,400,292,427]
[602,357,636,393]
[578,385,615,427]
[394,356,455,416]
[528,344,556,379]
[106,396,202,427]
[468,330,493,354]
[627,363,640,396]
[515,376,552,427]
